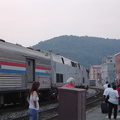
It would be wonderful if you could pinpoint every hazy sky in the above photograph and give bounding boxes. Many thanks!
[0,0,120,47]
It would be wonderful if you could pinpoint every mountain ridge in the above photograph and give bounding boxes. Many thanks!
[32,35,120,68]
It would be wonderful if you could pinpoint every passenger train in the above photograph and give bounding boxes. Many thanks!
[0,39,89,105]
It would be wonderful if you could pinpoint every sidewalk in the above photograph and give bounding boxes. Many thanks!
[86,106,120,120]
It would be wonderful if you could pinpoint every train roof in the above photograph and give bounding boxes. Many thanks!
[49,52,79,66]
[0,40,86,69]
[0,41,50,60]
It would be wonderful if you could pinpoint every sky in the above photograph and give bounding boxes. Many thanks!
[0,0,120,47]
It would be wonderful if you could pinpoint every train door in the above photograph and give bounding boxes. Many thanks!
[26,58,35,84]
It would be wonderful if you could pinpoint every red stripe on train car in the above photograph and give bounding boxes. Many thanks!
[35,66,51,70]
[0,61,26,67]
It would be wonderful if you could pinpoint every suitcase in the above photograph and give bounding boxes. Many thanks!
[101,102,109,113]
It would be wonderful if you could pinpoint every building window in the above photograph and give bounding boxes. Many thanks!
[110,60,112,62]
[56,73,63,83]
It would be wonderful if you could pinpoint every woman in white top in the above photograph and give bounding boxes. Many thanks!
[108,85,119,120]
[27,82,40,120]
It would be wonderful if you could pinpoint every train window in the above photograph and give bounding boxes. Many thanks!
[61,57,64,64]
[56,73,63,83]
[71,61,76,67]
[71,61,77,67]
[83,77,85,83]
[78,64,80,69]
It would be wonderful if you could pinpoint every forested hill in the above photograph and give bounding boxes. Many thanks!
[32,35,120,68]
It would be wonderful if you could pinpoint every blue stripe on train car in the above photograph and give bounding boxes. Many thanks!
[0,69,51,76]
[0,69,25,74]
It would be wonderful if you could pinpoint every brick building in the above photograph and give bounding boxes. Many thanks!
[89,65,101,83]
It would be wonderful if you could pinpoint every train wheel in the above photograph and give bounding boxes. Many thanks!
[50,88,58,100]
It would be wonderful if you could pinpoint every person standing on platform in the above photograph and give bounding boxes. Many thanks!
[108,85,119,120]
[103,81,109,90]
[27,82,40,120]
[62,77,75,88]
[103,84,113,103]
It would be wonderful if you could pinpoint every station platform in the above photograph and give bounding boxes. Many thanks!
[86,106,120,120]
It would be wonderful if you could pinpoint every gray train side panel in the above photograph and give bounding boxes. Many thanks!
[50,52,88,87]
[26,57,51,90]
[0,50,26,91]
[0,41,51,91]
[51,61,82,87]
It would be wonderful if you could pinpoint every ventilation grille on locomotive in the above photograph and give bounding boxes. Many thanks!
[0,75,22,88]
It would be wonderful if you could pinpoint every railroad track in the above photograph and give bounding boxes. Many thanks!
[86,87,104,111]
[0,88,104,120]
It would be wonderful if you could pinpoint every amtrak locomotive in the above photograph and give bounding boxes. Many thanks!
[0,40,89,105]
